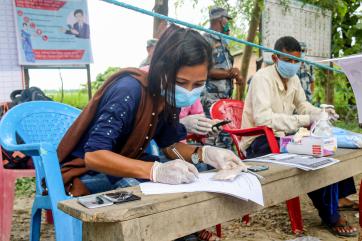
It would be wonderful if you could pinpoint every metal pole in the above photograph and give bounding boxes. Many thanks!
[23,67,30,89]
[86,64,92,100]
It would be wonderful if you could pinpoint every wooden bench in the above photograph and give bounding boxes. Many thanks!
[58,149,362,241]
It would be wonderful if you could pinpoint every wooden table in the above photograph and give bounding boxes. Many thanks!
[58,149,362,241]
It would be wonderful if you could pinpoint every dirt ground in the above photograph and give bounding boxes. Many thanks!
[11,174,361,241]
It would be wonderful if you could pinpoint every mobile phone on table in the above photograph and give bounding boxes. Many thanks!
[247,165,269,172]
[211,120,232,131]
[102,191,141,204]
[78,195,113,209]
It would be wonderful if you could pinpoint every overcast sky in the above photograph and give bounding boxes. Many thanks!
[28,1,362,91]
[29,0,211,90]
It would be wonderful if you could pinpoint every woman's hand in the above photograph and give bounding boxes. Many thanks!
[201,146,249,170]
[151,159,199,184]
[180,114,214,135]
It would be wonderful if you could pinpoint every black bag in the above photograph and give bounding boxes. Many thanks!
[9,87,52,108]
[2,148,32,169]
[1,87,51,169]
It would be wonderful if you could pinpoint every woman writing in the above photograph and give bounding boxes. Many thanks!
[58,25,247,196]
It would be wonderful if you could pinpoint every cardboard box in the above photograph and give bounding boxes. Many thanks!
[280,135,337,157]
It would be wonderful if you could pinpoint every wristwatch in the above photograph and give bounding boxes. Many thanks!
[191,147,200,165]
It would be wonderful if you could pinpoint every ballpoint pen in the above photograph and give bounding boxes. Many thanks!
[170,145,186,161]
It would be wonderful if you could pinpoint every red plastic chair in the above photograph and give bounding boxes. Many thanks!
[210,99,303,234]
[0,101,36,241]
[0,146,35,241]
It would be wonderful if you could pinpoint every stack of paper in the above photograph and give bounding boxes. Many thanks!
[247,153,339,171]
[140,172,264,206]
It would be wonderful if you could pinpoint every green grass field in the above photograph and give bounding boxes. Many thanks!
[45,90,89,109]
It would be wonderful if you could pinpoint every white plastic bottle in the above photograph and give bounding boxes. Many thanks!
[311,104,333,138]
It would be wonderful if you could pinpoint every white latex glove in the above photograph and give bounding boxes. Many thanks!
[151,159,199,184]
[202,146,249,171]
[309,113,321,125]
[207,119,224,137]
[326,107,339,121]
[212,166,245,181]
[180,114,216,135]
[353,136,362,148]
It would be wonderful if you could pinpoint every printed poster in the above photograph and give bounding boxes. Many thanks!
[13,0,93,65]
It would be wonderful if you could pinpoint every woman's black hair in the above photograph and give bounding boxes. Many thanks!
[148,24,213,122]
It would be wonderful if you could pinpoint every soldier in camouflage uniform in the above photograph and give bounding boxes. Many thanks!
[201,7,243,148]
[297,42,314,102]
[139,39,158,68]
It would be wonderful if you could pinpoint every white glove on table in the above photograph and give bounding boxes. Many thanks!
[151,159,199,184]
[202,146,249,170]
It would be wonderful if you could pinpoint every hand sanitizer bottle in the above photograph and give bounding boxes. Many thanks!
[311,104,333,138]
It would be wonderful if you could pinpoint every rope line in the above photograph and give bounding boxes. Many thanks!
[101,0,343,74]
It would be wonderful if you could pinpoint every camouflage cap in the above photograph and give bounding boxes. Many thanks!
[209,7,232,20]
[146,39,158,48]
[299,42,307,51]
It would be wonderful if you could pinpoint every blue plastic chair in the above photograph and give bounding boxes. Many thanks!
[0,101,82,241]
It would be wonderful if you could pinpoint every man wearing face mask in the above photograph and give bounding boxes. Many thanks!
[239,36,357,237]
[201,7,242,149]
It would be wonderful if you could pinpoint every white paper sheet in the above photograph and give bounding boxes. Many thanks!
[331,54,362,123]
[246,153,339,171]
[140,172,264,206]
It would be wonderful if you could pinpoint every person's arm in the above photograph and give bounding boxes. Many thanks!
[70,23,80,36]
[162,142,201,162]
[251,75,310,133]
[84,150,153,179]
[208,68,231,80]
[85,148,200,185]
[208,68,243,85]
[81,77,151,178]
[82,81,199,185]
[162,142,249,171]
[154,115,247,171]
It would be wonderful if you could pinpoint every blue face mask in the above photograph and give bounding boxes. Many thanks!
[276,60,301,79]
[174,85,204,108]
[222,38,230,45]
